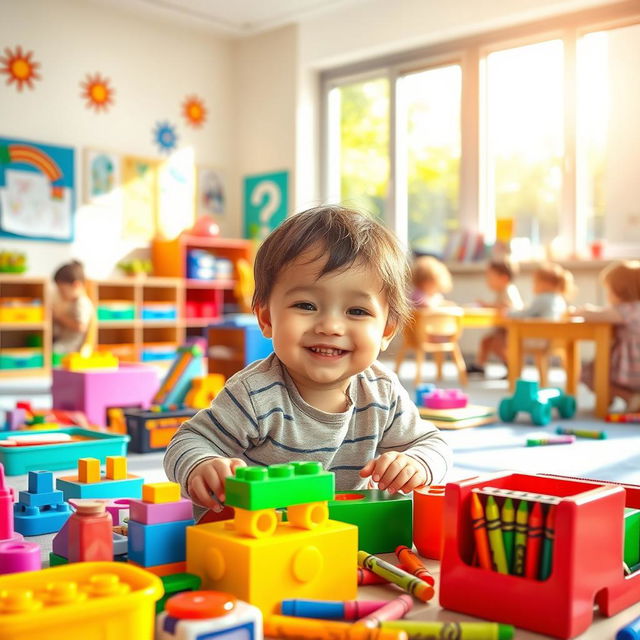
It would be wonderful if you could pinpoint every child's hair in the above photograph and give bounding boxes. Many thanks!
[53,260,86,285]
[252,205,411,329]
[601,260,640,302]
[533,262,575,299]
[488,259,518,281]
[412,256,452,293]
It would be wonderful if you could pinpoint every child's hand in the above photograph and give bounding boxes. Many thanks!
[187,457,246,511]
[359,452,426,494]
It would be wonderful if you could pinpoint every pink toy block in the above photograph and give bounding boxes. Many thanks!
[106,498,132,525]
[0,463,22,543]
[0,540,41,574]
[424,388,468,409]
[52,363,159,427]
[129,497,193,525]
[5,409,27,430]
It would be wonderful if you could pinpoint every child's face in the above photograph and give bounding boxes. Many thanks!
[486,269,508,292]
[56,281,82,302]
[256,250,395,395]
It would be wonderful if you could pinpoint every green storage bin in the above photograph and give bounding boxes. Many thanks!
[0,348,44,369]
[97,304,136,321]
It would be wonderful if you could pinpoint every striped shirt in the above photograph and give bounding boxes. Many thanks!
[164,353,451,500]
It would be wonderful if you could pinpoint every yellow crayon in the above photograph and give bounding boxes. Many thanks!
[485,495,508,574]
[381,620,514,640]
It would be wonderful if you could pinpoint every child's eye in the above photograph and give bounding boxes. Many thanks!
[293,302,316,311]
[348,307,370,317]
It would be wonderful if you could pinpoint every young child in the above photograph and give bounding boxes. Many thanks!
[164,206,451,514]
[570,260,640,412]
[467,259,523,375]
[411,256,453,309]
[52,260,94,355]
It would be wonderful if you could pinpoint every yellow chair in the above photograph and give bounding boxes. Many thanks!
[395,307,467,386]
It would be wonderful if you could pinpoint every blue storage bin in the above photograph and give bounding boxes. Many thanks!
[187,249,216,280]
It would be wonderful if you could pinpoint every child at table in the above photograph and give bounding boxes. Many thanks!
[570,260,640,412]
[467,259,523,375]
[410,256,453,309]
[164,206,451,514]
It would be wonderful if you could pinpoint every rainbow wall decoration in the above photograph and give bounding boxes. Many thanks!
[0,137,75,241]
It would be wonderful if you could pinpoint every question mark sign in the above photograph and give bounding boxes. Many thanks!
[251,180,281,240]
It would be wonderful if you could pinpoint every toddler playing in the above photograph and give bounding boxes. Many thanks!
[164,206,451,514]
[411,256,453,309]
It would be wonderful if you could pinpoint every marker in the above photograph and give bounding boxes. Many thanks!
[264,615,408,640]
[485,496,508,574]
[357,595,413,627]
[501,498,515,573]
[395,545,435,586]
[282,599,388,621]
[539,505,556,580]
[513,500,529,576]
[358,567,390,586]
[470,492,492,570]
[357,551,435,602]
[616,613,640,640]
[527,435,575,446]
[556,426,606,439]
[379,620,514,640]
[525,502,544,579]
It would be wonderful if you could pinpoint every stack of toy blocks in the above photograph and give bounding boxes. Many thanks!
[56,456,143,500]
[14,470,72,536]
[186,462,358,615]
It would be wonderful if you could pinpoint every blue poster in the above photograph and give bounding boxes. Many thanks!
[243,170,288,240]
[0,137,75,242]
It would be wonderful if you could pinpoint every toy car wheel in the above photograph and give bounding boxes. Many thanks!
[531,402,552,426]
[558,395,577,419]
[499,399,516,422]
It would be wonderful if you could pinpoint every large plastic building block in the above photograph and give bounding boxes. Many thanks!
[624,508,640,567]
[424,388,468,409]
[124,407,196,453]
[129,497,193,524]
[225,462,335,512]
[128,518,194,567]
[498,379,577,425]
[186,518,357,615]
[156,573,202,613]
[185,373,225,409]
[62,351,119,371]
[439,472,640,638]
[0,561,163,640]
[56,457,143,500]
[51,363,159,427]
[413,485,446,560]
[14,500,71,536]
[143,481,181,504]
[0,540,40,574]
[153,344,204,407]
[0,463,22,543]
[129,560,187,577]
[327,490,412,554]
[415,383,436,406]
[157,591,263,640]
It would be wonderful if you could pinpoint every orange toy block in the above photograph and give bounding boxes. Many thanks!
[128,560,187,577]
[143,482,181,504]
[106,456,127,480]
[78,458,101,484]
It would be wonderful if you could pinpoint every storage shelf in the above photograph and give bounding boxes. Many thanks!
[186,279,236,289]
[0,322,47,331]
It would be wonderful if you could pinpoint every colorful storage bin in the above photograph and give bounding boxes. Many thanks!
[0,298,43,323]
[97,301,136,321]
[140,342,177,362]
[141,303,177,320]
[0,348,44,370]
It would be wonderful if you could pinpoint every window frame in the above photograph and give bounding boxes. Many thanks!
[320,0,640,256]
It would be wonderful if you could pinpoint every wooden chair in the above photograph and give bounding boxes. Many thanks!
[520,340,568,389]
[395,307,467,386]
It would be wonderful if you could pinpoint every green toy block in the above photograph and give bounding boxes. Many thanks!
[156,573,202,613]
[328,489,412,553]
[624,507,640,567]
[225,462,334,511]
[48,552,68,567]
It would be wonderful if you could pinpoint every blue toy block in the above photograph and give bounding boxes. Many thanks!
[28,469,53,493]
[18,470,66,507]
[498,379,577,426]
[415,382,436,406]
[14,502,72,536]
[56,475,143,500]
[128,518,194,567]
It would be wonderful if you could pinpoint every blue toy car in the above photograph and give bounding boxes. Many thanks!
[499,379,577,426]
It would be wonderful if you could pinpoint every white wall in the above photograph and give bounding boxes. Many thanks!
[0,0,235,278]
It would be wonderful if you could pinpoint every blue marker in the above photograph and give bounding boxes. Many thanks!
[617,613,640,640]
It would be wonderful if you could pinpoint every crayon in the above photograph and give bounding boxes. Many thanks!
[282,599,389,620]
[264,615,408,640]
[526,435,575,446]
[525,501,544,579]
[357,551,435,602]
[501,498,515,573]
[513,500,529,576]
[395,545,435,586]
[357,595,413,627]
[608,413,640,424]
[473,486,560,506]
[616,613,640,640]
[379,620,514,639]
[539,505,556,580]
[556,426,607,439]
[485,496,508,574]
[358,567,390,586]
[470,492,493,570]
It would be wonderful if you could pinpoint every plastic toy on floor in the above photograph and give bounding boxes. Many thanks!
[423,388,468,410]
[498,379,576,426]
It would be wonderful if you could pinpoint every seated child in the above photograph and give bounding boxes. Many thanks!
[570,260,640,412]
[164,206,451,515]
[52,260,95,355]
[467,259,523,375]
[411,256,453,309]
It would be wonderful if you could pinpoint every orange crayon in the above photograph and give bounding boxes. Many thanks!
[265,615,408,640]
[395,545,435,586]
[525,501,544,579]
[470,492,492,570]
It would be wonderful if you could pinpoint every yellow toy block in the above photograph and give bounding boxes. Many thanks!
[62,352,119,372]
[186,518,358,615]
[78,457,100,484]
[184,373,225,409]
[106,456,127,480]
[142,482,181,504]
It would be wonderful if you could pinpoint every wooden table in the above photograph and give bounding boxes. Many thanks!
[505,318,614,418]
[461,307,500,329]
